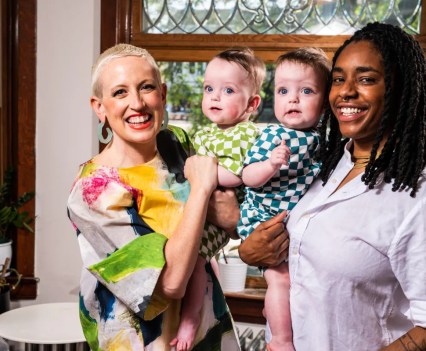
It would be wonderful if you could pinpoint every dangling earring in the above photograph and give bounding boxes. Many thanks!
[161,109,169,130]
[98,121,113,144]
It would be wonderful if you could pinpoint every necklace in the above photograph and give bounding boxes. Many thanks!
[352,155,370,169]
[351,151,382,169]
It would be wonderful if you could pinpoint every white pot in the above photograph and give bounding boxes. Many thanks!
[217,257,248,293]
[0,241,12,270]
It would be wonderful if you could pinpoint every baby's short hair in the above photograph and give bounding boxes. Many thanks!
[275,47,331,84]
[215,47,266,95]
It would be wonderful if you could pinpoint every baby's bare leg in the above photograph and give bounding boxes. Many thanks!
[170,255,208,351]
[210,256,220,279]
[264,262,295,351]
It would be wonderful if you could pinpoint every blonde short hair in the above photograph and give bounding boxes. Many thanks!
[91,43,162,97]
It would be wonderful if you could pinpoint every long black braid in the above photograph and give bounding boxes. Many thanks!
[319,22,426,197]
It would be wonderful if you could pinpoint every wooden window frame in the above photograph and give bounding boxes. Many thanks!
[101,0,426,60]
[1,0,38,299]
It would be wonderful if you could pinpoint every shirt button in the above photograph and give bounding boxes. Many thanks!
[331,178,337,183]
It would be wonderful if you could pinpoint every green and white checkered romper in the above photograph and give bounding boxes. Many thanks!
[237,124,321,239]
[193,122,260,177]
[194,121,260,259]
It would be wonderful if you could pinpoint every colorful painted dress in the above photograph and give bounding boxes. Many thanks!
[67,128,240,351]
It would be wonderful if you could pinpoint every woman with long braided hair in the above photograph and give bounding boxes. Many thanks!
[239,22,426,350]
[319,22,426,197]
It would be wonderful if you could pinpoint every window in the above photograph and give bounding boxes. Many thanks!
[101,0,425,63]
[143,0,422,35]
[1,0,37,299]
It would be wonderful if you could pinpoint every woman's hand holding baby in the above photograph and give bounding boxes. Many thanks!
[184,155,218,196]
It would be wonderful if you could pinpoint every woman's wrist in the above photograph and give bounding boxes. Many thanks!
[189,186,214,205]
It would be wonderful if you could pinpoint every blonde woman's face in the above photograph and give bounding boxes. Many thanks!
[95,56,166,147]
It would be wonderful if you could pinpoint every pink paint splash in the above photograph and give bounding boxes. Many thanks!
[81,167,122,206]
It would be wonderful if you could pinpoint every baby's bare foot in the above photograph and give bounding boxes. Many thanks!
[170,315,200,351]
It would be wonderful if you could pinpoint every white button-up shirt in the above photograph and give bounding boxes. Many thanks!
[287,142,426,350]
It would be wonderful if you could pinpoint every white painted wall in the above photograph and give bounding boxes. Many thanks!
[14,0,100,307]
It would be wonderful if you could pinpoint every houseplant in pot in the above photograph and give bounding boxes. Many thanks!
[0,257,22,313]
[0,167,35,266]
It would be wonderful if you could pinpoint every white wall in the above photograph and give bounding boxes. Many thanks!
[15,0,100,307]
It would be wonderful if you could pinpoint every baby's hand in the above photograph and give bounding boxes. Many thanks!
[269,140,290,169]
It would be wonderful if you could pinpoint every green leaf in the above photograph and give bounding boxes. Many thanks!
[0,167,35,240]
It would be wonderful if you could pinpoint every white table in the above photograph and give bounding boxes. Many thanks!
[0,302,89,350]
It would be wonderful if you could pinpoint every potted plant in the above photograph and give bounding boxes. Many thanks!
[0,167,35,265]
[0,257,21,314]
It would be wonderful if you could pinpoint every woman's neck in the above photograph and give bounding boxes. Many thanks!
[334,137,387,192]
[351,135,388,159]
[95,140,157,168]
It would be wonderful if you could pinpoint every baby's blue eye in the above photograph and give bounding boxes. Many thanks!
[204,85,213,93]
[278,88,288,95]
[225,87,234,94]
[302,88,314,94]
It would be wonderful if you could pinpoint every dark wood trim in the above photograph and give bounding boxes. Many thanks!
[130,33,426,63]
[131,33,349,62]
[101,0,132,52]
[99,0,133,152]
[421,6,426,36]
[1,2,13,177]
[9,276,39,300]
[2,0,37,299]
[225,290,266,325]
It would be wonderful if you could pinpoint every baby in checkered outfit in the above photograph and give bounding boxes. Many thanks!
[171,48,266,351]
[238,48,331,351]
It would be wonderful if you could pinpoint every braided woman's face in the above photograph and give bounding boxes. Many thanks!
[329,41,386,150]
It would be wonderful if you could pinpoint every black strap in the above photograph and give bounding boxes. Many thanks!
[156,129,188,183]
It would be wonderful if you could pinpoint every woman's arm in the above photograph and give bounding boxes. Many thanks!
[381,326,426,350]
[238,211,289,267]
[159,155,218,299]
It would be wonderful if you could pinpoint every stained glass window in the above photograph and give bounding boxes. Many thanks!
[143,0,421,35]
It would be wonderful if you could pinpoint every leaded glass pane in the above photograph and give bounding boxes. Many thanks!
[143,0,422,34]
